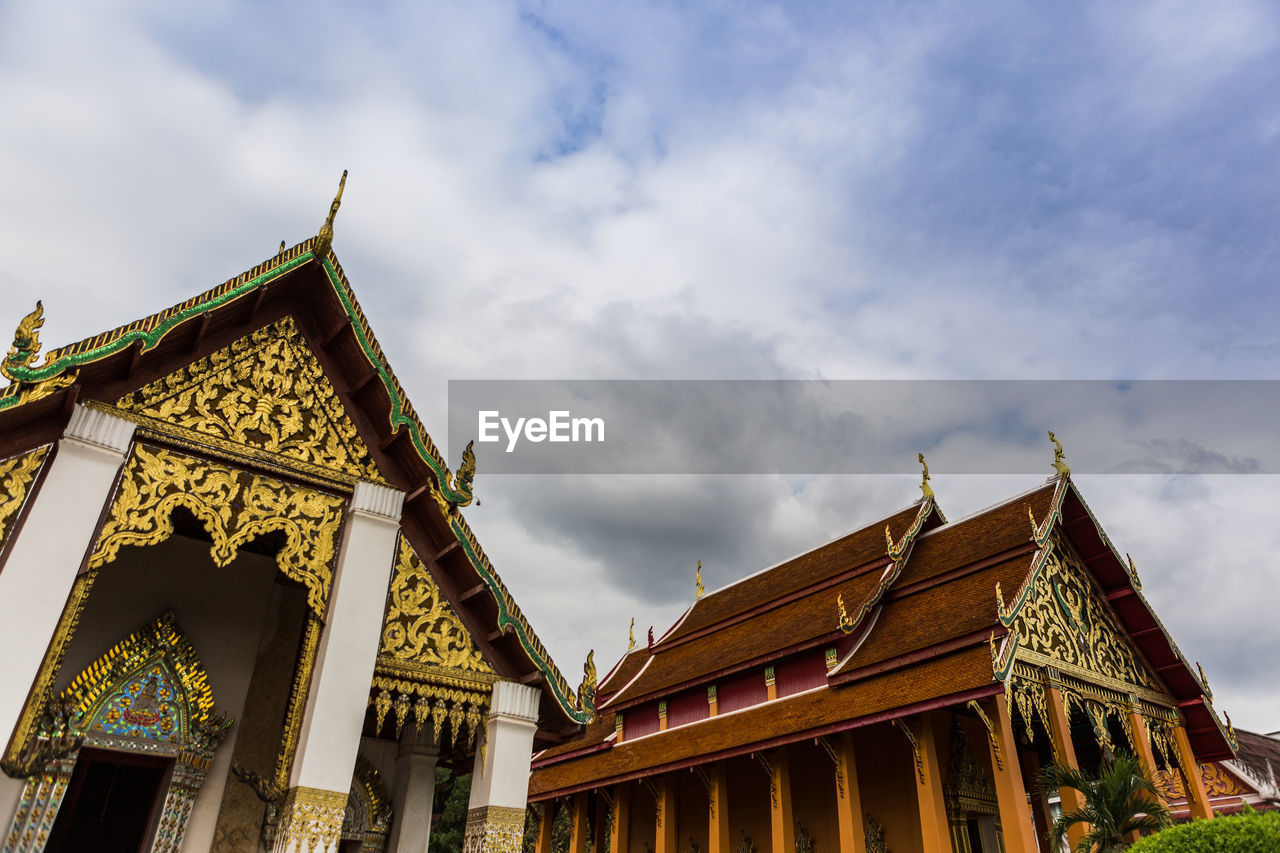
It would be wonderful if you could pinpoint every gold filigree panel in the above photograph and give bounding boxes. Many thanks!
[0,446,48,547]
[1011,534,1160,690]
[1155,762,1250,801]
[116,315,383,483]
[380,536,492,673]
[88,444,346,617]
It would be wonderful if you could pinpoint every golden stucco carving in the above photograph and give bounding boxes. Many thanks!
[89,444,346,618]
[275,616,323,791]
[116,315,383,484]
[274,786,348,853]
[1154,761,1249,801]
[944,720,998,818]
[2,302,46,380]
[1008,534,1160,691]
[380,536,493,672]
[0,446,48,548]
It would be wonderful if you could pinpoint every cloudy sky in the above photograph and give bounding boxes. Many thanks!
[1,1,1277,730]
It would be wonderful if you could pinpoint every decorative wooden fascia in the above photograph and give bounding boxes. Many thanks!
[993,476,1071,627]
[835,496,937,640]
[0,242,591,726]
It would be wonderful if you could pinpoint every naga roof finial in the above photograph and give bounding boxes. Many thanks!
[695,560,704,599]
[837,593,856,634]
[1048,430,1070,477]
[313,170,347,260]
[2,301,45,382]
[627,617,636,651]
[918,452,934,500]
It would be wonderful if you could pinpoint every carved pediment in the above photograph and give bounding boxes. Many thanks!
[380,536,493,675]
[116,315,383,483]
[1011,533,1160,691]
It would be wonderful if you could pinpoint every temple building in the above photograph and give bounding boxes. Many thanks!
[0,175,598,852]
[527,454,1260,853]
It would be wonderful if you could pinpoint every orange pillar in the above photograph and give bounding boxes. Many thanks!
[709,761,730,853]
[570,792,590,853]
[592,794,609,853]
[984,696,1039,853]
[1172,722,1214,820]
[1045,682,1088,850]
[766,748,796,853]
[610,785,631,853]
[1019,748,1052,853]
[1124,701,1161,843]
[656,775,678,853]
[905,714,954,853]
[536,800,557,853]
[832,732,867,853]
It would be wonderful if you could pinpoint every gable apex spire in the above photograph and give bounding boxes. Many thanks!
[313,169,347,260]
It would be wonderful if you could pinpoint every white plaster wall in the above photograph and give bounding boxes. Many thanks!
[52,534,281,852]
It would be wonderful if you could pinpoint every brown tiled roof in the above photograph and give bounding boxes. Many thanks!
[1232,730,1280,788]
[598,648,651,700]
[529,644,995,797]
[602,503,940,708]
[666,504,927,641]
[839,555,1034,673]
[606,570,885,706]
[895,483,1056,588]
[535,715,617,761]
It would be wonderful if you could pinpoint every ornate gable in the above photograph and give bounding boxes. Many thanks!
[380,536,492,674]
[1009,532,1160,691]
[115,315,384,484]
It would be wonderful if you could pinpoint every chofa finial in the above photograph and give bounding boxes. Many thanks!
[628,617,636,651]
[313,170,347,260]
[2,301,45,382]
[1048,430,1070,477]
[918,452,934,500]
[695,560,704,599]
[837,593,856,634]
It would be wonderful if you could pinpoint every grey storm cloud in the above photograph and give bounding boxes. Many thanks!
[2,0,1279,728]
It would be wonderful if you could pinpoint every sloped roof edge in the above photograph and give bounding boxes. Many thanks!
[0,240,591,727]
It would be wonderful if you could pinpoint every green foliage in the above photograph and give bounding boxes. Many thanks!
[429,769,472,853]
[1128,807,1280,853]
[1042,755,1172,852]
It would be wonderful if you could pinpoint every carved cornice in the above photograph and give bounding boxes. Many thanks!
[64,404,135,455]
[88,444,345,618]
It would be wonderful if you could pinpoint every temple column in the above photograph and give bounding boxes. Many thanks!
[1171,720,1213,821]
[765,748,795,853]
[982,696,1039,853]
[609,786,630,853]
[903,714,953,853]
[535,801,556,853]
[831,733,867,853]
[1018,748,1052,853]
[0,405,134,756]
[708,761,730,853]
[569,793,589,853]
[277,481,405,853]
[656,775,677,853]
[591,792,609,853]
[1044,678,1088,850]
[465,680,542,853]
[387,725,440,853]
[1122,699,1161,843]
